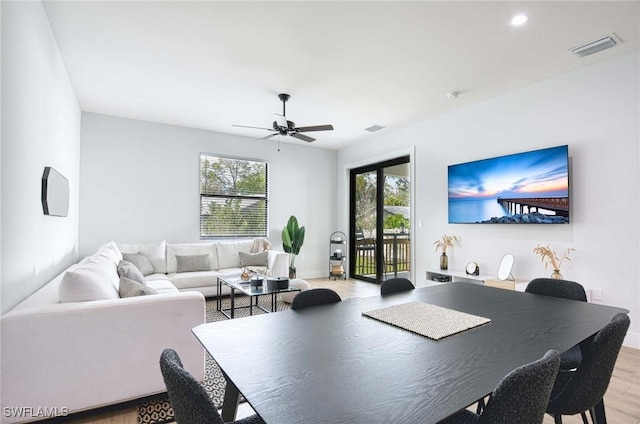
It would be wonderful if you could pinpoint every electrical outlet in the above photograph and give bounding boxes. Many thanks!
[593,288,603,301]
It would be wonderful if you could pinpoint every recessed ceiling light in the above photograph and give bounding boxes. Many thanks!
[509,14,528,27]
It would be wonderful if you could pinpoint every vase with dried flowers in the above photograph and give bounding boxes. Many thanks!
[533,244,575,279]
[434,234,459,270]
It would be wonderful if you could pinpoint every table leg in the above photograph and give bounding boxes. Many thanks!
[216,278,221,312]
[230,288,235,319]
[221,378,241,422]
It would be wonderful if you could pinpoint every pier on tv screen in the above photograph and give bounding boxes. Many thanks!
[448,145,569,224]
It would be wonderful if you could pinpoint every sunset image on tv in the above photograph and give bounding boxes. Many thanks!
[448,145,569,224]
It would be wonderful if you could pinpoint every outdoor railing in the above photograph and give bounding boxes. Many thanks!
[355,233,410,277]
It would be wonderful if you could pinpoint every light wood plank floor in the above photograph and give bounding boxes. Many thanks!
[59,278,639,424]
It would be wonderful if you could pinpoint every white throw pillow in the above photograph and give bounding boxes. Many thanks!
[59,265,120,303]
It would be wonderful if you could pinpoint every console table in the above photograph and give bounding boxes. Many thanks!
[426,269,528,291]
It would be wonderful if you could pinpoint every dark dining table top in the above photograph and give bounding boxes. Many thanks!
[192,282,628,424]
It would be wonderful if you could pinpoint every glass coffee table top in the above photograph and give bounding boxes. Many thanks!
[217,275,300,319]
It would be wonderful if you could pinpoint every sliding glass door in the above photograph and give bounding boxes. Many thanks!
[349,156,410,283]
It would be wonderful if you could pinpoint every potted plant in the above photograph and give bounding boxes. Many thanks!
[282,215,305,279]
[533,244,575,279]
[433,234,459,270]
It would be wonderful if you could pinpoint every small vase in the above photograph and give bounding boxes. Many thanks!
[289,267,297,279]
[440,252,448,271]
[551,269,563,280]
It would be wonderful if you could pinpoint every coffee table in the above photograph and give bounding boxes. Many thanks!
[216,275,301,319]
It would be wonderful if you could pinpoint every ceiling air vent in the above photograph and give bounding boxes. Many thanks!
[365,124,386,132]
[569,34,621,58]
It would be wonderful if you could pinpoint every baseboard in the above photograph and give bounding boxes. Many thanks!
[624,331,639,349]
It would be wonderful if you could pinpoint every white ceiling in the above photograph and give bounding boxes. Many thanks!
[42,1,640,150]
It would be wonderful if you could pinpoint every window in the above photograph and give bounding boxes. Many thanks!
[200,154,268,238]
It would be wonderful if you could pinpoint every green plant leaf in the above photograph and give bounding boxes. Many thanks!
[282,227,292,253]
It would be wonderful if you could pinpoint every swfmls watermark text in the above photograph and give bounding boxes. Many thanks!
[3,406,69,418]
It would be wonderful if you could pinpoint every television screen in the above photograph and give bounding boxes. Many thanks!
[448,145,569,224]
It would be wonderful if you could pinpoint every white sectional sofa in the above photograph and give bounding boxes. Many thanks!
[0,239,288,423]
[118,239,289,297]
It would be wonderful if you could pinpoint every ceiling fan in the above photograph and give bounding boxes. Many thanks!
[233,93,334,143]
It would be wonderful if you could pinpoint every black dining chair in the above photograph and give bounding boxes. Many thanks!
[545,312,630,424]
[159,348,264,424]
[380,277,415,295]
[526,278,588,370]
[441,350,561,424]
[291,288,341,310]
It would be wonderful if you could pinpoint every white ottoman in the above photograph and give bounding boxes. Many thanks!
[281,279,312,304]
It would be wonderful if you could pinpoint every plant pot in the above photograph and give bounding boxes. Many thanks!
[289,267,297,279]
[440,252,448,271]
[551,269,563,280]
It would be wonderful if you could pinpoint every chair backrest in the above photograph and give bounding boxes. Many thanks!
[291,288,341,310]
[355,228,365,240]
[525,278,588,302]
[546,313,630,416]
[479,350,561,424]
[159,348,223,424]
[380,278,415,295]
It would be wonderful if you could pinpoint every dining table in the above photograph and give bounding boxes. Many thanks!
[192,282,628,424]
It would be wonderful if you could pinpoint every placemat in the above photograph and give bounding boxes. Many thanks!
[362,301,491,340]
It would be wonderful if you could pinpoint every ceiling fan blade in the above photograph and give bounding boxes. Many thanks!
[257,133,278,142]
[232,124,273,131]
[291,133,315,143]
[296,124,334,132]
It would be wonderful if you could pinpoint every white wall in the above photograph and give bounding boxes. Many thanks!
[338,51,640,347]
[0,1,81,313]
[80,113,336,278]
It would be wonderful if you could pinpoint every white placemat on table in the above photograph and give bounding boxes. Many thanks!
[362,301,491,340]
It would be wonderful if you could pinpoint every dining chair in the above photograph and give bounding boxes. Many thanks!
[355,228,376,274]
[159,348,264,424]
[545,313,630,424]
[291,288,341,310]
[441,350,561,424]
[526,278,588,369]
[380,277,415,295]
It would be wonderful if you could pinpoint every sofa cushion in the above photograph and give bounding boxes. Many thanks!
[176,254,211,273]
[143,273,171,282]
[118,241,167,274]
[117,260,145,284]
[59,260,120,302]
[239,251,268,267]
[145,279,180,294]
[122,253,155,276]
[166,243,217,273]
[96,241,123,264]
[168,271,221,290]
[118,277,158,298]
[217,240,253,269]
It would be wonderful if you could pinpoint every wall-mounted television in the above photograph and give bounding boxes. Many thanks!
[448,145,569,224]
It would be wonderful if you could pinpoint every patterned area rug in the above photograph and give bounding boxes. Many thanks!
[137,295,291,424]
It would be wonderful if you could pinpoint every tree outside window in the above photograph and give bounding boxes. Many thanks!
[200,155,268,238]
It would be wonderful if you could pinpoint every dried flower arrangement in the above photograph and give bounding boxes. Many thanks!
[434,234,459,253]
[533,244,575,271]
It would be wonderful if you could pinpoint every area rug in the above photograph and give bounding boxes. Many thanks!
[137,295,290,424]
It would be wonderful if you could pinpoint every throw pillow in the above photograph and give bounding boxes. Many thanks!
[117,260,145,284]
[59,267,120,303]
[176,254,211,273]
[122,252,155,276]
[239,251,269,267]
[118,277,158,298]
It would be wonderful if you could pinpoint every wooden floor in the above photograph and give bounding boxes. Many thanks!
[60,278,639,424]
